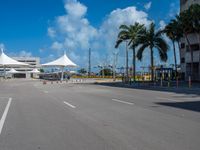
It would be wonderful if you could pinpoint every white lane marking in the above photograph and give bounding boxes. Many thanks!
[44,91,49,93]
[111,99,134,105]
[63,101,76,108]
[0,98,12,135]
[156,97,180,102]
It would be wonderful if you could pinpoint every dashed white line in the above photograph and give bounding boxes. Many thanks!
[63,101,76,108]
[156,97,180,102]
[0,97,12,135]
[111,99,134,105]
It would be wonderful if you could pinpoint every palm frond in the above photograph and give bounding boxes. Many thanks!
[157,47,168,62]
[136,43,149,61]
[117,30,130,39]
[119,25,130,30]
[154,37,169,61]
[115,38,124,48]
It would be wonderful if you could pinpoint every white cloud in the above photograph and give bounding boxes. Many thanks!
[48,27,56,38]
[99,6,150,50]
[48,0,152,68]
[41,54,55,64]
[52,0,97,51]
[144,2,152,11]
[64,0,87,18]
[168,2,179,18]
[51,41,63,50]
[18,50,32,57]
[159,20,166,30]
[9,50,33,57]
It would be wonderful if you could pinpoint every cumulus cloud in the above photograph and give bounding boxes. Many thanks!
[144,2,152,11]
[99,6,151,52]
[51,41,63,50]
[18,50,32,57]
[48,27,56,38]
[168,2,179,18]
[47,0,152,68]
[52,0,97,51]
[41,54,56,64]
[64,0,87,18]
[8,50,33,57]
[159,20,166,30]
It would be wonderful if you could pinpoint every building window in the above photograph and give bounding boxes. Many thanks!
[181,58,185,63]
[186,44,200,52]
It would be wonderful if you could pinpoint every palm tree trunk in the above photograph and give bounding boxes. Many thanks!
[150,47,154,82]
[185,33,193,80]
[177,40,181,65]
[132,47,136,82]
[172,40,177,76]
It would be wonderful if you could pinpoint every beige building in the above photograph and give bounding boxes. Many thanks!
[180,0,200,81]
[0,57,40,78]
[12,57,40,78]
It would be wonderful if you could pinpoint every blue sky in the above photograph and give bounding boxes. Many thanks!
[0,0,180,71]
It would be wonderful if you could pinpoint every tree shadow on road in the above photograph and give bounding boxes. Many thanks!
[94,82,200,96]
[155,101,200,112]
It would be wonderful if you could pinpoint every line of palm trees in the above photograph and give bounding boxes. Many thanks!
[115,4,200,82]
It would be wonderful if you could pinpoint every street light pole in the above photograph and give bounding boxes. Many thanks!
[88,48,91,77]
[113,51,118,81]
[125,41,128,80]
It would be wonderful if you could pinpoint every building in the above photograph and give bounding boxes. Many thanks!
[180,0,200,81]
[13,57,40,78]
[11,57,40,78]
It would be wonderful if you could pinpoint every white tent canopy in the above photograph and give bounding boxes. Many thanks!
[7,68,19,74]
[42,53,77,67]
[0,48,29,78]
[29,68,40,73]
[42,52,77,81]
[0,49,29,66]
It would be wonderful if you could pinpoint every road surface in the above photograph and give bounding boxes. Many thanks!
[0,79,199,150]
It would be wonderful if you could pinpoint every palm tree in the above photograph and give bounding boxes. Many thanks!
[115,25,130,78]
[137,22,169,81]
[189,4,200,48]
[164,21,180,76]
[177,4,200,80]
[115,23,144,81]
[128,23,144,82]
[171,19,183,64]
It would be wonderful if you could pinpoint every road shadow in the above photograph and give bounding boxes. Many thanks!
[156,101,200,112]
[94,82,200,96]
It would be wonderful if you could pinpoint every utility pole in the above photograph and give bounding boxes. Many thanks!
[88,48,91,77]
[113,51,118,81]
[125,41,129,81]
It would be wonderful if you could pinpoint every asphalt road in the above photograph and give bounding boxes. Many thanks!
[0,79,200,150]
